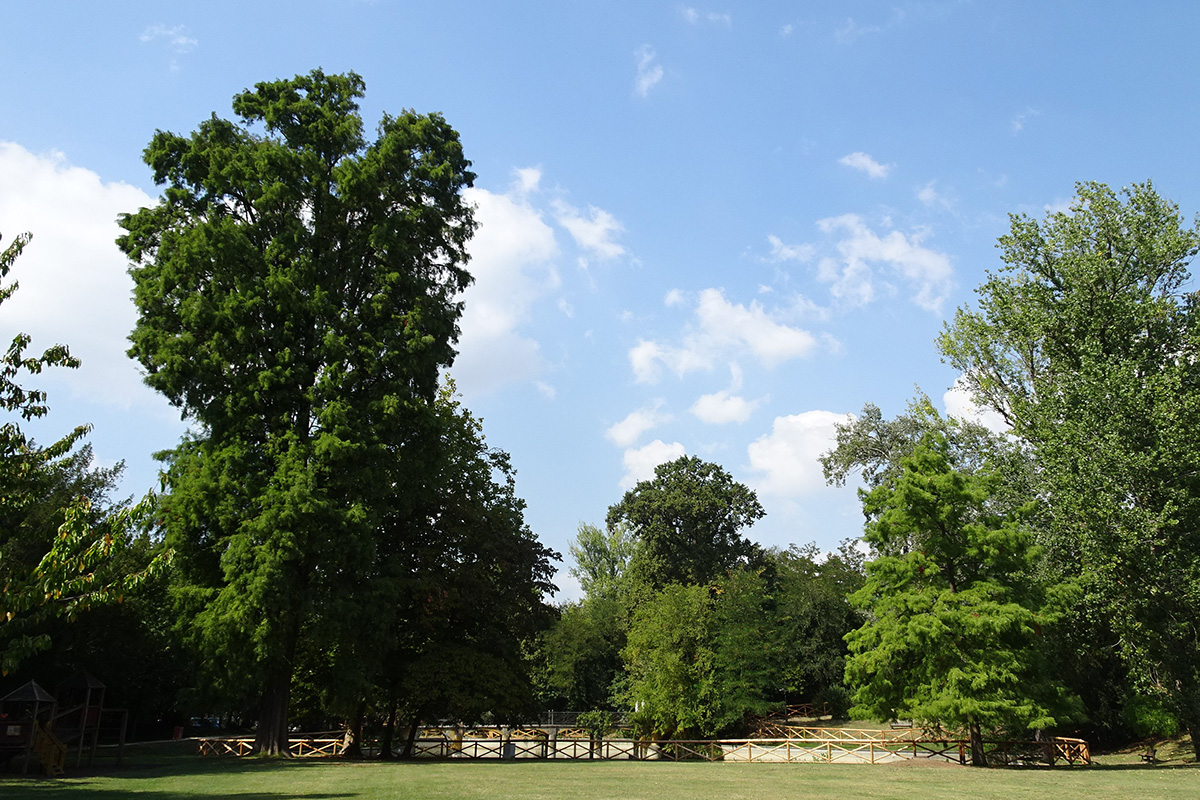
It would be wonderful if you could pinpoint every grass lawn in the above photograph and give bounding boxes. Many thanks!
[2,745,1198,800]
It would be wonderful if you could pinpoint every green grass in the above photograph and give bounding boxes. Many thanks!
[2,746,1199,800]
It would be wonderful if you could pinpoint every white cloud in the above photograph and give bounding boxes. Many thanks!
[681,7,732,26]
[916,181,946,208]
[689,363,761,424]
[620,439,686,488]
[535,381,557,400]
[664,288,686,307]
[691,390,759,424]
[139,24,198,53]
[780,23,794,37]
[814,214,954,312]
[553,201,625,260]
[767,234,815,262]
[838,151,891,179]
[635,45,664,97]
[0,142,159,409]
[607,400,671,447]
[629,288,821,383]
[513,166,542,195]
[455,183,560,393]
[747,410,851,496]
[943,378,1009,435]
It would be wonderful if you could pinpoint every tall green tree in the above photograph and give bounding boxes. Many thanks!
[844,434,1079,766]
[367,385,557,757]
[606,456,765,590]
[117,70,477,754]
[939,181,1200,757]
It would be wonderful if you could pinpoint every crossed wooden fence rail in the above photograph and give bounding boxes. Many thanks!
[198,727,1089,766]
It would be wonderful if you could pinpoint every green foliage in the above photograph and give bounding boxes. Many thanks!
[118,70,478,751]
[370,384,558,736]
[620,570,778,739]
[569,522,637,601]
[606,456,765,589]
[1123,694,1180,740]
[575,709,616,739]
[0,232,167,675]
[770,542,864,706]
[844,434,1080,763]
[538,596,625,710]
[939,181,1200,755]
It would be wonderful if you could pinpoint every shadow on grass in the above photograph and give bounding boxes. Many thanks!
[1085,762,1199,771]
[2,789,352,800]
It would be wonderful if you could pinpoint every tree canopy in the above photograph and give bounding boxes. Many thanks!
[939,181,1200,758]
[117,70,478,753]
[844,433,1079,765]
[606,455,764,589]
[1,232,162,675]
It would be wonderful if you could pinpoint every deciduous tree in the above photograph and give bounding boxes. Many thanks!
[0,232,162,675]
[939,181,1200,757]
[606,456,764,589]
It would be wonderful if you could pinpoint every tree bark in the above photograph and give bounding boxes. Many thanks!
[379,701,397,760]
[253,670,292,756]
[343,702,366,759]
[400,711,422,759]
[968,720,988,767]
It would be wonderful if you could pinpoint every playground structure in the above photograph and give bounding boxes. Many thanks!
[198,721,1090,766]
[0,672,128,775]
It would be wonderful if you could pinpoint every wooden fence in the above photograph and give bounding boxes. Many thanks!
[198,727,1089,766]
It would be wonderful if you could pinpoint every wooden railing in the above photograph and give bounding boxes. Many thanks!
[197,729,1088,765]
[198,736,345,757]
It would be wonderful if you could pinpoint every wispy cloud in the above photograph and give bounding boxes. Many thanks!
[767,234,815,262]
[780,23,794,37]
[1010,107,1040,135]
[838,151,891,179]
[607,400,672,447]
[553,201,625,260]
[814,214,954,312]
[635,45,664,97]
[629,288,822,384]
[140,24,198,71]
[834,17,880,44]
[681,6,732,26]
[140,24,198,52]
[916,180,953,210]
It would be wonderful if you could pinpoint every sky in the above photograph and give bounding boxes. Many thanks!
[3,2,1200,600]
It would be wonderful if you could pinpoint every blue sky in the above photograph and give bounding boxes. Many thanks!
[3,2,1200,599]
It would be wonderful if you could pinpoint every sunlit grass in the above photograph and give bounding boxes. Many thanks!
[2,742,1198,800]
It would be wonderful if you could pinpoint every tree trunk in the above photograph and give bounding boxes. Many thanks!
[343,702,366,759]
[379,701,397,760]
[400,711,422,759]
[253,670,292,756]
[1188,702,1200,763]
[968,720,988,767]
